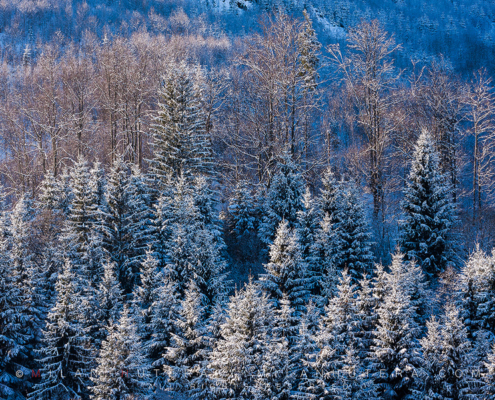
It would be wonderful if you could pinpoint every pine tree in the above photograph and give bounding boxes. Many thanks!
[90,306,153,400]
[163,281,209,395]
[259,153,305,246]
[420,304,476,400]
[318,168,341,221]
[259,220,309,312]
[400,131,458,277]
[208,279,275,400]
[150,61,213,184]
[29,259,95,400]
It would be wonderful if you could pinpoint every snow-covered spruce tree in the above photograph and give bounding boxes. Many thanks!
[7,195,43,381]
[0,206,34,399]
[400,130,458,277]
[207,279,275,400]
[259,152,305,246]
[96,261,123,342]
[292,301,320,400]
[386,252,430,328]
[457,246,495,339]
[310,213,339,305]
[330,344,379,400]
[309,270,362,398]
[90,306,153,400]
[191,176,225,250]
[368,279,423,399]
[163,281,209,395]
[333,179,375,280]
[297,10,321,92]
[63,156,103,280]
[420,304,477,400]
[29,259,95,400]
[132,250,160,349]
[318,168,341,222]
[296,187,320,267]
[148,276,179,379]
[37,170,63,211]
[484,344,495,398]
[164,191,228,307]
[259,220,310,312]
[150,61,213,184]
[56,168,74,217]
[228,179,258,240]
[355,274,378,362]
[126,164,157,276]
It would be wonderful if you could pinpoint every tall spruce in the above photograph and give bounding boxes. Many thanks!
[90,306,153,400]
[400,131,458,277]
[150,61,213,184]
[259,220,310,312]
[259,153,305,246]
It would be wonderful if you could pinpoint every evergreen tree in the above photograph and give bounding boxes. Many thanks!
[420,304,476,400]
[96,261,123,342]
[400,131,458,277]
[126,164,156,276]
[29,259,95,400]
[259,153,305,246]
[330,344,379,400]
[368,277,422,399]
[484,344,495,398]
[309,270,361,399]
[90,306,153,400]
[228,179,258,240]
[310,213,339,305]
[37,170,62,211]
[296,187,319,266]
[0,204,33,400]
[297,10,321,91]
[333,180,374,280]
[163,281,209,395]
[150,61,213,184]
[259,220,309,311]
[208,279,274,400]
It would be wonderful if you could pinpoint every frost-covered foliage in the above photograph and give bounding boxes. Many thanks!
[400,131,458,277]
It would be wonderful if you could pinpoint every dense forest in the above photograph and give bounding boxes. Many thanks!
[2,0,495,399]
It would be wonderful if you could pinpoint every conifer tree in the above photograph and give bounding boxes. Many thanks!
[484,344,495,398]
[29,259,95,400]
[420,304,476,400]
[297,10,321,91]
[163,281,209,395]
[296,187,319,266]
[208,279,275,400]
[90,306,153,400]
[333,180,374,280]
[310,270,361,398]
[228,179,258,240]
[259,153,305,246]
[150,61,213,184]
[37,170,62,211]
[96,261,123,342]
[400,131,458,277]
[368,278,422,399]
[259,220,309,311]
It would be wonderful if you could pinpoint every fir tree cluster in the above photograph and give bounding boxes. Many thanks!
[1,65,493,400]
